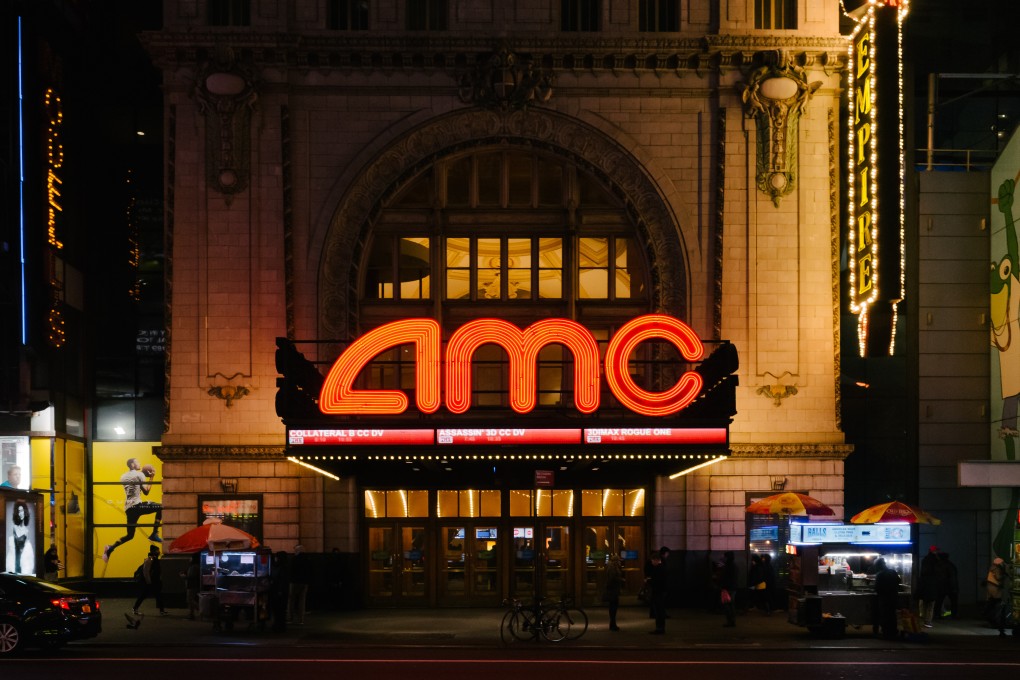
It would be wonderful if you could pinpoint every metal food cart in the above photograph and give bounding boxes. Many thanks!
[199,549,272,630]
[786,523,913,636]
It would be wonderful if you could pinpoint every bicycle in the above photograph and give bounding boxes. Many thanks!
[540,595,588,640]
[500,598,571,643]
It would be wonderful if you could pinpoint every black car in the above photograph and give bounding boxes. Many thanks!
[0,573,102,654]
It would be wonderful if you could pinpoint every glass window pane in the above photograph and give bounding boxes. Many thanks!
[508,153,532,206]
[581,489,602,516]
[552,489,574,516]
[538,238,562,299]
[365,490,386,518]
[509,490,533,516]
[535,489,551,516]
[446,157,470,206]
[537,158,562,206]
[436,490,459,518]
[615,269,631,299]
[478,238,501,299]
[405,490,427,517]
[579,268,609,299]
[602,489,624,516]
[446,237,470,299]
[459,490,480,517]
[538,366,562,405]
[625,489,645,516]
[477,153,501,206]
[579,237,609,267]
[508,238,532,299]
[399,237,430,299]
[447,270,470,299]
[479,490,501,516]
[365,237,394,300]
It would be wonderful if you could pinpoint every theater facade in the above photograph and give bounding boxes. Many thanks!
[141,0,852,606]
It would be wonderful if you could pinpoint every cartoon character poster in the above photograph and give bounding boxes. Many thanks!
[989,144,1020,560]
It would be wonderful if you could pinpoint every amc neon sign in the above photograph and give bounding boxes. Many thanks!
[320,314,705,418]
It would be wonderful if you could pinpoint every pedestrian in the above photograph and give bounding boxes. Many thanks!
[748,553,767,613]
[603,553,625,631]
[720,551,737,627]
[270,550,290,632]
[937,551,959,619]
[44,544,63,581]
[761,553,777,614]
[132,545,167,617]
[646,551,667,634]
[985,556,1012,636]
[916,545,940,628]
[873,557,901,640]
[288,544,310,625]
[183,553,201,620]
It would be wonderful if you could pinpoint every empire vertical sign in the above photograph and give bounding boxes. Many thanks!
[845,0,909,357]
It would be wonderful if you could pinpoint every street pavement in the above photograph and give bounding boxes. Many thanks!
[82,599,1016,652]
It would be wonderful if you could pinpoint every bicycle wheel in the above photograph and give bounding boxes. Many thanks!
[509,608,538,642]
[540,609,571,642]
[500,610,517,645]
[561,606,588,640]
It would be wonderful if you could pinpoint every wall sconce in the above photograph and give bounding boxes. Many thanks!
[220,478,238,494]
[770,476,788,492]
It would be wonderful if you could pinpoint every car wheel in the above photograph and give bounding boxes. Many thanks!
[0,620,22,655]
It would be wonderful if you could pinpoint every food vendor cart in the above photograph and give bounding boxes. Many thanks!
[786,522,913,636]
[199,549,272,630]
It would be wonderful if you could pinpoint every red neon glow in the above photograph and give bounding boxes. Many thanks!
[584,427,725,445]
[604,315,704,417]
[436,428,582,445]
[319,319,441,414]
[288,429,435,446]
[318,315,707,417]
[445,318,600,415]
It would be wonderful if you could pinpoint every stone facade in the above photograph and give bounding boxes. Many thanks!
[144,0,851,581]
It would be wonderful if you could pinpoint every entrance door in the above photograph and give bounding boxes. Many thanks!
[438,524,502,605]
[509,523,573,601]
[367,523,428,605]
[581,522,644,606]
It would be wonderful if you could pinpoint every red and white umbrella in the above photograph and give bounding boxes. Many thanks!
[167,518,260,554]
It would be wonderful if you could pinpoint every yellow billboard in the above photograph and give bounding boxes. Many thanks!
[92,442,162,578]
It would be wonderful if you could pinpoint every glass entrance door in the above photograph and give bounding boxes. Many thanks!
[580,522,644,605]
[509,523,573,601]
[542,524,571,600]
[438,524,502,605]
[367,523,428,605]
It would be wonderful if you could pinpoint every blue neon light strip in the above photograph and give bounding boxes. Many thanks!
[17,16,27,345]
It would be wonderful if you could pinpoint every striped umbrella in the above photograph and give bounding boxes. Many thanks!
[745,492,835,517]
[849,501,941,525]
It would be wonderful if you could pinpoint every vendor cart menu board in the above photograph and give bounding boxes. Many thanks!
[199,495,262,542]
[790,523,911,545]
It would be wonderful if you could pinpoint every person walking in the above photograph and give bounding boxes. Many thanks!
[720,551,738,627]
[603,553,625,631]
[43,545,63,581]
[985,556,1012,636]
[288,544,311,625]
[270,551,290,632]
[938,551,959,619]
[183,553,201,620]
[646,551,667,634]
[132,545,167,617]
[873,557,901,640]
[917,546,940,628]
[762,553,777,614]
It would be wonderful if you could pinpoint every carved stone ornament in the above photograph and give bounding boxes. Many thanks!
[193,45,258,201]
[756,383,798,406]
[458,46,553,111]
[207,383,251,408]
[740,50,822,207]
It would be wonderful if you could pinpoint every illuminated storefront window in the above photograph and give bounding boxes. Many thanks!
[364,489,429,518]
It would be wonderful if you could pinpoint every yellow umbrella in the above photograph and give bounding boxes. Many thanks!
[745,492,835,517]
[849,501,941,525]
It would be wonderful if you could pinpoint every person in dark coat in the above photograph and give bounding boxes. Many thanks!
[917,546,940,628]
[132,545,167,617]
[270,551,290,632]
[761,553,778,614]
[937,551,959,618]
[603,553,625,631]
[646,551,667,634]
[720,551,738,627]
[873,557,901,640]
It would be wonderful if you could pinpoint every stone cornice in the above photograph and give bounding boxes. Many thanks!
[141,32,848,75]
[730,443,853,460]
[156,445,287,461]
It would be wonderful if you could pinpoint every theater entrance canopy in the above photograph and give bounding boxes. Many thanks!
[277,315,738,486]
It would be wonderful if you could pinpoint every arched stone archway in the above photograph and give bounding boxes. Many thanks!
[319,107,690,339]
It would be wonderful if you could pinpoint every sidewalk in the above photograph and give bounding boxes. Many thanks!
[85,599,1014,651]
